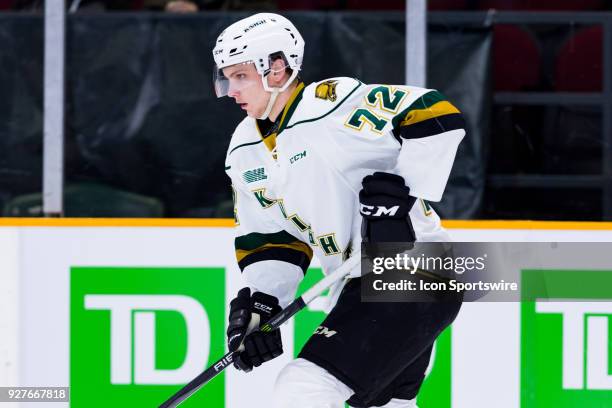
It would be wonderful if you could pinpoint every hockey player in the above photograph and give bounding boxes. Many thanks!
[213,13,464,408]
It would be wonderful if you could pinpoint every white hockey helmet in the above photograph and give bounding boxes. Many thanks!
[212,13,305,99]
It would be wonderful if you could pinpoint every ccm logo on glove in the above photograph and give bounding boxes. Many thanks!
[253,302,273,314]
[360,204,400,217]
[359,172,417,243]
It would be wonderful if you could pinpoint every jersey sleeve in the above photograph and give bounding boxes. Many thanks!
[330,81,465,203]
[390,89,465,202]
[230,180,313,307]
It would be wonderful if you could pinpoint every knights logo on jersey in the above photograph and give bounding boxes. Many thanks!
[315,80,338,102]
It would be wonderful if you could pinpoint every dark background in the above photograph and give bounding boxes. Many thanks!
[1,2,610,220]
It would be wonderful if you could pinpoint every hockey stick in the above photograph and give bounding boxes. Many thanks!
[159,251,362,408]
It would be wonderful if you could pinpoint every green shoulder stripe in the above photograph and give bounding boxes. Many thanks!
[391,90,446,130]
[228,139,263,157]
[411,90,446,110]
[235,230,301,251]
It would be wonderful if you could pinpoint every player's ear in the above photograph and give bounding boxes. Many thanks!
[269,58,289,86]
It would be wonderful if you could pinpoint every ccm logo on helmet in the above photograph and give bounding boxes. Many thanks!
[360,204,400,217]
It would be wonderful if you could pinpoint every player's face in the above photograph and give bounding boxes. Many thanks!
[222,63,269,118]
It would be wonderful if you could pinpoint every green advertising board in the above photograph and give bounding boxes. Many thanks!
[521,270,612,407]
[71,266,454,407]
[71,267,226,407]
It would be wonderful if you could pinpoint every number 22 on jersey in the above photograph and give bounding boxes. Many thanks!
[345,86,408,134]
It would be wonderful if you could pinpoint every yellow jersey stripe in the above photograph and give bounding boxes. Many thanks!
[400,100,460,127]
[236,241,313,263]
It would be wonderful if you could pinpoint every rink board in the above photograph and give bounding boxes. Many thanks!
[1,219,612,407]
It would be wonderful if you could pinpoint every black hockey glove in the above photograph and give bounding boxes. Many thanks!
[227,287,283,373]
[359,172,417,243]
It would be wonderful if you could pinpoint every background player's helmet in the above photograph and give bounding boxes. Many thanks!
[212,13,305,98]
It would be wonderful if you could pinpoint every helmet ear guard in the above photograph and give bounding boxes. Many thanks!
[265,51,293,75]
[261,51,300,94]
[258,52,300,120]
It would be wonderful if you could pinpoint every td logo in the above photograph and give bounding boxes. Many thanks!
[71,267,225,407]
[536,301,612,390]
[521,270,612,407]
[84,295,209,385]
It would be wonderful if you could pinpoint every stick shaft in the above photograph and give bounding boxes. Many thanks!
[302,252,361,304]
[159,352,235,408]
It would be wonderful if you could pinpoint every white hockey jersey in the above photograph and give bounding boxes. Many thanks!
[224,77,465,306]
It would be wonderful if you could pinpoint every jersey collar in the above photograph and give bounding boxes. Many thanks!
[256,81,305,154]
[277,81,305,135]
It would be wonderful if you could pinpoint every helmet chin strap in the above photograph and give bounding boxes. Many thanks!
[258,87,280,120]
[258,67,299,120]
